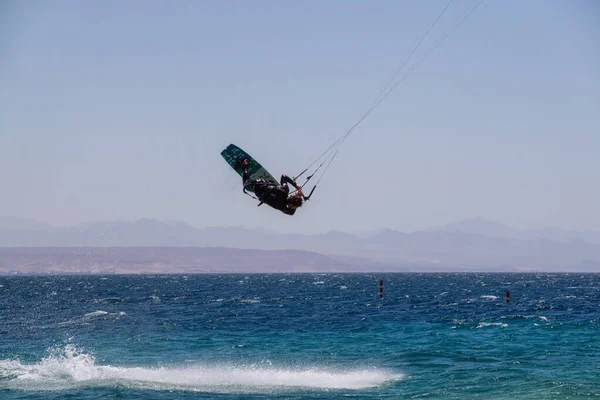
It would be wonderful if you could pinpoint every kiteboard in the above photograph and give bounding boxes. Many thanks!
[221,144,278,193]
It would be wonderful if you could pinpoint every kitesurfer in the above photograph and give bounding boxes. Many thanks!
[237,159,304,215]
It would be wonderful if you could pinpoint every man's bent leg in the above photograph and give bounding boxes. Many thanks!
[280,175,296,186]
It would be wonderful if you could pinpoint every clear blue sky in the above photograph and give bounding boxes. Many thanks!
[1,0,599,234]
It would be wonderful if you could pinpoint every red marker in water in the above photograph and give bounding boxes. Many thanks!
[506,290,510,304]
[379,280,384,299]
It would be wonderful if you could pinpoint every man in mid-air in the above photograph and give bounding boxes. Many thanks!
[236,159,304,216]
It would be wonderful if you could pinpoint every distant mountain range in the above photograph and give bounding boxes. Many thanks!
[1,217,599,273]
[432,217,600,244]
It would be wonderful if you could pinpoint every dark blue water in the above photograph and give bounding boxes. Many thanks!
[1,273,599,399]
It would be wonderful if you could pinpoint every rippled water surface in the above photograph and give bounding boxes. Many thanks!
[1,273,599,399]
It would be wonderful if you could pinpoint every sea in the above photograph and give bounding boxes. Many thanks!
[0,273,598,399]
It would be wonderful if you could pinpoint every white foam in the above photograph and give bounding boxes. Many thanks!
[480,295,499,300]
[58,310,111,326]
[150,295,161,303]
[111,311,126,320]
[476,322,508,329]
[84,310,109,318]
[239,298,260,304]
[0,345,401,393]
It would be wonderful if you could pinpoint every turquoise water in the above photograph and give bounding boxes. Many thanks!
[1,273,599,399]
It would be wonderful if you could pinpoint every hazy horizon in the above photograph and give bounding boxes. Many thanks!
[2,1,599,235]
[3,216,600,273]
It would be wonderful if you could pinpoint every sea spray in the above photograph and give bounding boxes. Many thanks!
[0,345,400,392]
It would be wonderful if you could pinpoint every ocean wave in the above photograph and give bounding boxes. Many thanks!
[239,298,260,304]
[480,295,499,300]
[84,310,109,318]
[150,295,161,303]
[0,345,401,393]
[88,297,122,304]
[57,310,122,326]
[476,322,508,329]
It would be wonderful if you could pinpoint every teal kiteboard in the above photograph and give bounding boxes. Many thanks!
[221,144,278,193]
